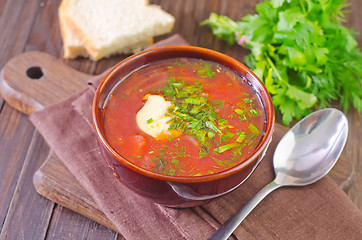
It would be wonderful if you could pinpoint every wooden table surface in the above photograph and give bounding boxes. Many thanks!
[0,0,361,239]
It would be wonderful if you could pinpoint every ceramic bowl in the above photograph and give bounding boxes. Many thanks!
[92,46,274,207]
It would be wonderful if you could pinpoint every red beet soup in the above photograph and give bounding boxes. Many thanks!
[101,57,266,177]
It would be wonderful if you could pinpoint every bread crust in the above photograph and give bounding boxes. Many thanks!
[59,0,172,60]
[59,0,89,58]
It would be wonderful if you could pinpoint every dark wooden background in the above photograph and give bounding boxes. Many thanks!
[0,0,360,239]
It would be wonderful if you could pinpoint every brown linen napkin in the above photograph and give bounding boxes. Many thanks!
[30,35,362,240]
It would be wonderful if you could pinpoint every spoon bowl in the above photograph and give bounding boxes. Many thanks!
[274,108,349,186]
[209,108,348,240]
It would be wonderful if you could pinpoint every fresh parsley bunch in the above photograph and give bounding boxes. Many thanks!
[202,0,362,125]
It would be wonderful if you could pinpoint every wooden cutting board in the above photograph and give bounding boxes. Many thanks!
[0,51,354,233]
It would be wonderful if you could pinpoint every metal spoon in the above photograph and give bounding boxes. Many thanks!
[209,108,348,240]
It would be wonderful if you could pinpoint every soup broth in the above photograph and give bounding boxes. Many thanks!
[102,58,266,177]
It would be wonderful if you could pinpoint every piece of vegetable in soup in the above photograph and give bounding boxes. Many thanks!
[102,58,266,176]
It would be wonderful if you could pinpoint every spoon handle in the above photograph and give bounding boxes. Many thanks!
[208,180,281,240]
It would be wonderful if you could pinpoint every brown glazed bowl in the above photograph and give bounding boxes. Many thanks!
[92,46,274,208]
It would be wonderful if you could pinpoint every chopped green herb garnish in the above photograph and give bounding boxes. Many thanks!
[236,132,246,142]
[163,86,175,96]
[188,166,196,174]
[248,123,260,135]
[163,76,224,153]
[196,62,216,78]
[249,109,258,116]
[151,145,190,175]
[245,133,258,146]
[207,131,215,138]
[232,146,245,156]
[206,121,222,133]
[185,96,208,105]
[212,157,237,168]
[214,143,240,154]
[238,114,247,121]
[169,169,176,175]
[199,149,208,158]
[193,172,203,176]
[220,130,235,142]
[243,98,252,103]
[160,71,263,159]
[234,109,244,115]
[147,118,153,124]
[211,99,225,109]
[218,118,234,130]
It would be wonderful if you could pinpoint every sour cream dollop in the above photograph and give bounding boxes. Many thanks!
[136,95,181,140]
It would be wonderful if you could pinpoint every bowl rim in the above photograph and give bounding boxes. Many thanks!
[92,45,275,183]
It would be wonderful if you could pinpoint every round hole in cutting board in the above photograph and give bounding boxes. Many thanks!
[26,66,43,79]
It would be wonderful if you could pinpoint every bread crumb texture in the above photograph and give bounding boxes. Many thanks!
[59,0,175,60]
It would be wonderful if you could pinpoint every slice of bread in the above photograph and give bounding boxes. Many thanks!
[60,0,175,60]
[59,11,153,59]
[59,4,89,58]
[59,0,155,59]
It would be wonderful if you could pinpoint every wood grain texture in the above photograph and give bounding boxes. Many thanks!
[33,154,118,233]
[0,105,35,234]
[346,110,362,209]
[0,51,91,115]
[0,0,360,239]
[0,131,54,240]
[341,0,362,211]
[45,205,121,240]
[0,0,42,68]
[0,0,43,236]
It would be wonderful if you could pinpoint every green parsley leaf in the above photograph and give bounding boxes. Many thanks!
[200,13,238,44]
[202,0,362,125]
